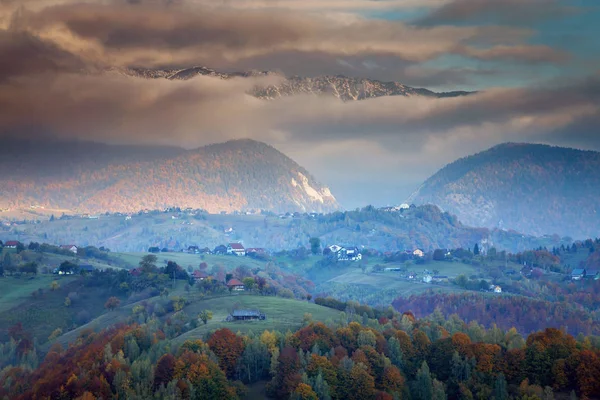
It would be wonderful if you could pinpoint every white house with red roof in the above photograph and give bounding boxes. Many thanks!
[226,278,245,291]
[3,240,20,249]
[192,270,209,282]
[227,243,246,256]
[60,245,78,254]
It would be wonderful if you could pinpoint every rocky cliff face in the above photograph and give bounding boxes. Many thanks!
[120,66,473,101]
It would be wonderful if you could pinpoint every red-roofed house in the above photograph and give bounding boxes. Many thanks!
[226,278,245,291]
[192,270,209,282]
[246,248,266,256]
[60,245,78,254]
[227,243,246,256]
[4,241,20,249]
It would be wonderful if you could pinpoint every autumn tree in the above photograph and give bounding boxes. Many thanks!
[207,328,245,378]
[154,354,176,389]
[267,346,302,399]
[292,383,318,400]
[104,296,121,311]
[198,310,213,325]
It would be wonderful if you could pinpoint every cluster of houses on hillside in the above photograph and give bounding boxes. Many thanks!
[325,245,362,261]
[184,243,267,258]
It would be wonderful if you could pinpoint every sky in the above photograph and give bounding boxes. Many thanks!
[1,0,599,208]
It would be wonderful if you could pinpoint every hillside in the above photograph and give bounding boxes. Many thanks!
[0,138,338,215]
[408,143,600,239]
[122,66,473,101]
[0,205,566,253]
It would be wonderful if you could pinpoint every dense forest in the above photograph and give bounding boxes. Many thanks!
[1,304,599,400]
[409,143,600,239]
[0,138,338,215]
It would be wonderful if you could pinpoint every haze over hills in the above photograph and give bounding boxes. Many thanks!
[121,66,473,101]
[408,143,600,239]
[0,138,338,215]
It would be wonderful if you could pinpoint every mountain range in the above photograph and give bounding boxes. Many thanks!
[0,138,338,215]
[120,66,473,101]
[408,143,600,239]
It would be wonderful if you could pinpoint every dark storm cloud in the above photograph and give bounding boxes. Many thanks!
[0,30,85,81]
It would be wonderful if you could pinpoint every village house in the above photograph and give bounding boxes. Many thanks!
[187,246,200,254]
[489,284,502,293]
[422,275,432,283]
[338,246,362,261]
[226,310,266,321]
[4,240,21,249]
[227,243,246,256]
[585,269,599,280]
[60,245,78,254]
[226,278,245,291]
[246,248,267,258]
[192,270,209,282]
[413,249,424,258]
[571,268,586,280]
[327,244,342,254]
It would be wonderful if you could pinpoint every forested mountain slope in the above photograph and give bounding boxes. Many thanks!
[409,143,600,239]
[0,138,338,215]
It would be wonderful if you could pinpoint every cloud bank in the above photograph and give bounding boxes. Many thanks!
[0,0,598,207]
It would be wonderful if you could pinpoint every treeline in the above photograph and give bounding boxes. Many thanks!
[1,307,600,399]
[314,297,394,321]
[392,292,600,337]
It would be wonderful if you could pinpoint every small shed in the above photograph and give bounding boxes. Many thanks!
[226,310,266,321]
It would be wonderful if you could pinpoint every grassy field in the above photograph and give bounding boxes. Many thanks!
[175,294,341,344]
[0,274,78,313]
[47,291,342,351]
[0,274,120,343]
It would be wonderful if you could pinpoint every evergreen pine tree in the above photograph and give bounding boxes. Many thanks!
[493,372,508,400]
[387,337,404,371]
[414,361,433,400]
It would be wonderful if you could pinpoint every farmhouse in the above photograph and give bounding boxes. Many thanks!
[328,244,342,253]
[423,275,432,283]
[226,310,266,321]
[338,246,362,261]
[571,268,586,280]
[4,241,20,249]
[187,246,200,254]
[226,278,245,291]
[489,284,502,293]
[413,249,424,258]
[60,245,78,254]
[227,243,246,256]
[192,270,209,282]
[246,248,266,256]
[585,269,599,280]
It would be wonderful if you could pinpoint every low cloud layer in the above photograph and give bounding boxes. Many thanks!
[0,0,598,207]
